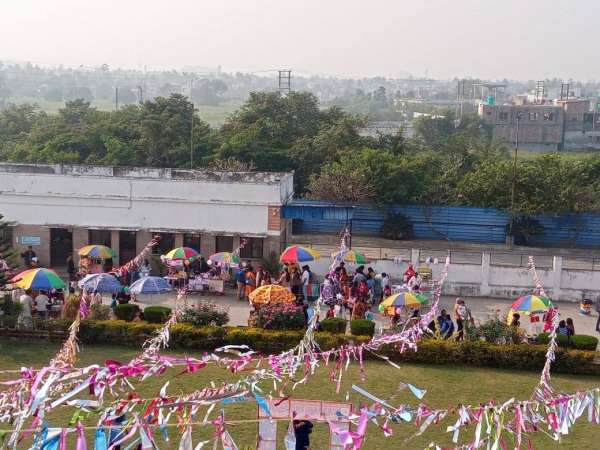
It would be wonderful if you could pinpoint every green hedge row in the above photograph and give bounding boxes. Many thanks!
[383,339,600,376]
[8,319,600,375]
[537,333,598,351]
[75,319,370,353]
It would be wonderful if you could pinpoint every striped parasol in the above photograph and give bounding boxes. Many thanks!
[163,247,199,261]
[78,245,116,259]
[511,295,553,314]
[378,292,429,314]
[331,249,369,265]
[10,268,66,290]
[280,246,321,264]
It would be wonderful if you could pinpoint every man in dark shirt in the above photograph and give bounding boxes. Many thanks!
[294,420,313,450]
[20,246,36,267]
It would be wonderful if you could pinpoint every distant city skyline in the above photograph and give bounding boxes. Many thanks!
[1,0,599,81]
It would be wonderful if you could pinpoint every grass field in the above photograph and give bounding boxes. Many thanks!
[1,342,599,449]
[6,97,241,127]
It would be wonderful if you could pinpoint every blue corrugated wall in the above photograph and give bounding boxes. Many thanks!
[283,200,600,246]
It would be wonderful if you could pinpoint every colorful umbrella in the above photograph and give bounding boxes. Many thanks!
[511,295,553,314]
[78,245,116,259]
[379,292,429,313]
[129,276,172,295]
[78,273,122,293]
[10,268,66,290]
[280,246,321,264]
[331,249,369,265]
[163,247,199,261]
[209,252,240,267]
[248,284,296,305]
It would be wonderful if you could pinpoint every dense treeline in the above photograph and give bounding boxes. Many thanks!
[1,91,599,215]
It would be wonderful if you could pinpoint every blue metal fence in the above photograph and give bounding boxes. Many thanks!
[282,200,600,247]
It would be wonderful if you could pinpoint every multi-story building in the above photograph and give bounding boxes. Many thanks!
[0,163,294,268]
[478,103,564,150]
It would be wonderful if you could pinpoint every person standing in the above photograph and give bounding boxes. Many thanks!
[290,266,302,300]
[244,264,256,302]
[566,317,576,336]
[66,255,76,282]
[404,263,416,283]
[235,265,246,301]
[453,298,471,341]
[18,289,34,328]
[301,265,315,302]
[34,290,50,320]
[20,246,36,268]
[293,420,313,450]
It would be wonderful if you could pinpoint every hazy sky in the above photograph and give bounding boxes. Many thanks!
[2,0,599,80]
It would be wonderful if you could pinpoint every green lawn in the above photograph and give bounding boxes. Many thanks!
[7,96,241,127]
[1,342,599,449]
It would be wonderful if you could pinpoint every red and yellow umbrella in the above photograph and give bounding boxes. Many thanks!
[280,246,320,264]
[163,247,199,261]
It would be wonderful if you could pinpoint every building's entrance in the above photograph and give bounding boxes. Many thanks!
[50,228,73,268]
[119,231,137,266]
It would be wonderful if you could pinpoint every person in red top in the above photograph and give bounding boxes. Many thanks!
[404,263,416,283]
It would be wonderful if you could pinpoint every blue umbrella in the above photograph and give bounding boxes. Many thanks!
[78,273,122,293]
[129,276,172,295]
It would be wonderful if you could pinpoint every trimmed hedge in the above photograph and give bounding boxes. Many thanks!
[320,317,347,334]
[351,319,375,336]
[383,339,600,376]
[4,319,600,375]
[537,333,598,351]
[114,303,140,321]
[143,306,172,324]
[72,320,370,353]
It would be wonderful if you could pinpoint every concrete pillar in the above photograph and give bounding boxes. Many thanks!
[480,252,491,296]
[136,230,153,254]
[410,249,420,267]
[264,236,282,260]
[110,230,120,265]
[174,233,184,248]
[233,235,241,253]
[552,256,563,300]
[72,227,88,264]
[201,233,216,256]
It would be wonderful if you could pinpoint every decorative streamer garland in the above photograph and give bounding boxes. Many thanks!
[0,251,596,450]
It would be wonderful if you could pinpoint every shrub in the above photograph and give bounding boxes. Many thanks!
[89,304,111,321]
[180,302,229,327]
[320,317,347,334]
[475,319,521,344]
[537,333,598,351]
[114,303,140,322]
[63,296,81,320]
[143,306,172,324]
[255,303,305,330]
[351,319,375,336]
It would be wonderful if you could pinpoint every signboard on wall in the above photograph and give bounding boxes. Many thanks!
[257,398,352,450]
[21,236,41,246]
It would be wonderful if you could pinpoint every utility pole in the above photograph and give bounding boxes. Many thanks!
[115,87,119,111]
[278,70,292,95]
[137,85,143,104]
[189,77,194,170]
[508,112,523,244]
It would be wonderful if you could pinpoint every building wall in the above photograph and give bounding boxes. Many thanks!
[0,164,294,267]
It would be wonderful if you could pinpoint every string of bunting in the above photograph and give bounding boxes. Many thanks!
[0,246,597,449]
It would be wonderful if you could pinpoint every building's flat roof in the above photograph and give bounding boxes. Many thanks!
[0,163,293,185]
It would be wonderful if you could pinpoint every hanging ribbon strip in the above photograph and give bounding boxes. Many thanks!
[0,247,597,450]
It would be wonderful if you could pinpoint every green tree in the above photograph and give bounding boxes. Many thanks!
[0,214,16,289]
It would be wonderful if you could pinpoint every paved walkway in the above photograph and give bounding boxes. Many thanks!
[124,290,600,338]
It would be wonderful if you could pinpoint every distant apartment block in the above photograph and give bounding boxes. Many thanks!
[479,99,600,151]
[478,103,563,150]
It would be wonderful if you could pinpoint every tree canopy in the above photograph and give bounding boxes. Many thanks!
[0,91,599,215]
